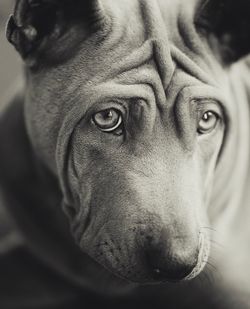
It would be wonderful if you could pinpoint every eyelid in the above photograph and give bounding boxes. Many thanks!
[88,100,128,123]
[195,100,223,118]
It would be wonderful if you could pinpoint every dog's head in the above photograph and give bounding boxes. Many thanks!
[7,0,250,284]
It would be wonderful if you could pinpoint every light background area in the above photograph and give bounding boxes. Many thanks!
[0,1,23,250]
[0,1,22,99]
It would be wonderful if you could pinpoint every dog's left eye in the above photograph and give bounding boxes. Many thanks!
[92,109,123,134]
[198,111,219,134]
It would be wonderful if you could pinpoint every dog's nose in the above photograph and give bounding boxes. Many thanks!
[146,247,198,281]
[144,229,199,282]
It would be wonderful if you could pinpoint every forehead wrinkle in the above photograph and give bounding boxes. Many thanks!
[80,39,168,111]
[177,6,205,60]
[137,0,221,89]
[139,0,175,91]
[176,6,222,78]
[170,45,216,86]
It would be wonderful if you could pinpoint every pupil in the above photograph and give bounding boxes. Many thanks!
[203,112,210,121]
[105,111,113,119]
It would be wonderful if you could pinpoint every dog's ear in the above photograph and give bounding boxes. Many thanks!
[6,0,106,66]
[195,0,250,64]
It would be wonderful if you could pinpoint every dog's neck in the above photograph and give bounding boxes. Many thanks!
[207,62,250,289]
[211,63,250,234]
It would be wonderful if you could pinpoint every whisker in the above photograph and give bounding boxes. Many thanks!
[206,261,217,271]
[208,256,219,266]
[202,226,225,239]
[201,226,218,233]
[206,268,216,284]
[198,273,205,286]
[209,238,225,249]
[204,258,223,282]
[197,275,207,288]
[202,271,213,286]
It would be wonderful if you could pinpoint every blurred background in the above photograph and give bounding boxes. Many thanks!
[0,1,23,253]
[0,0,22,98]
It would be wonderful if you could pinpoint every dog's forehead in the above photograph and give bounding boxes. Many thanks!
[68,0,216,93]
[103,0,200,55]
[43,0,228,137]
[105,0,198,23]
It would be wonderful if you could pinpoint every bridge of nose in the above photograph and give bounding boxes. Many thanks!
[123,151,202,280]
[126,149,201,215]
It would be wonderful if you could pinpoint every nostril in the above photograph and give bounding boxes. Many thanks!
[151,262,195,281]
[146,248,198,282]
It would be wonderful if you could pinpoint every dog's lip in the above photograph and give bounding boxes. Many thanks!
[184,231,210,281]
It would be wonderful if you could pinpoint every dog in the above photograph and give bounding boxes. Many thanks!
[1,0,250,308]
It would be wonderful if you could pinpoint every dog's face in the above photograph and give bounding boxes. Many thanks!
[7,0,250,284]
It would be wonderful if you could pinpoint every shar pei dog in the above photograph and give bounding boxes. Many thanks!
[1,0,250,308]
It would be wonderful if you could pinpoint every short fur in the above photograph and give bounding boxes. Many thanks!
[1,0,250,308]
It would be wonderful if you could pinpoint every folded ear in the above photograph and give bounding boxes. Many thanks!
[6,0,106,67]
[195,0,250,64]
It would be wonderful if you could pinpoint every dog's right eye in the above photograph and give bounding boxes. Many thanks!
[197,110,219,135]
[92,109,123,135]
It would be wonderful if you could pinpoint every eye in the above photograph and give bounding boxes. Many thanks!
[92,109,123,133]
[197,111,219,135]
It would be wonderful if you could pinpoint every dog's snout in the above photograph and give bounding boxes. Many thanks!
[142,228,199,282]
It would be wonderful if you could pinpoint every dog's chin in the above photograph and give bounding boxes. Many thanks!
[97,261,207,287]
[110,260,208,286]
